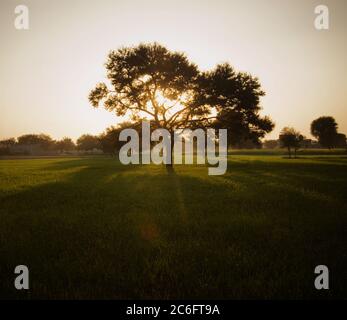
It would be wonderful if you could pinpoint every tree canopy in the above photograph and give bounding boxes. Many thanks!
[76,134,100,151]
[55,137,75,152]
[89,43,207,131]
[98,122,142,155]
[311,116,338,149]
[279,127,304,158]
[335,133,347,148]
[200,63,274,145]
[17,134,54,150]
[89,43,274,143]
[0,138,16,148]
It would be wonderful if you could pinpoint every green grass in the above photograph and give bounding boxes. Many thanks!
[0,155,346,299]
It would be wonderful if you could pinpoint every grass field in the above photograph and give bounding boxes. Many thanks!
[0,154,347,299]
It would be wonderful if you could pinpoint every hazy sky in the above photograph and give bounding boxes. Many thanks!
[1,0,346,141]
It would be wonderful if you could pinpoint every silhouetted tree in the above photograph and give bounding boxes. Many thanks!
[55,137,75,153]
[263,140,279,149]
[279,127,304,158]
[98,127,119,155]
[0,138,16,148]
[202,64,274,146]
[0,138,16,155]
[17,134,54,150]
[311,116,338,149]
[334,133,346,148]
[89,43,274,163]
[76,134,100,151]
[99,121,145,155]
[89,43,211,126]
[89,43,209,164]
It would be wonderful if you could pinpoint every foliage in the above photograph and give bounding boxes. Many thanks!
[334,133,346,148]
[89,43,274,146]
[311,116,338,149]
[279,127,304,158]
[17,134,55,150]
[202,64,274,145]
[263,139,279,149]
[89,43,205,131]
[55,137,76,152]
[76,134,100,151]
[0,138,16,148]
[98,122,140,154]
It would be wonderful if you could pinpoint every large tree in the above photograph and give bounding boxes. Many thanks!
[89,43,210,131]
[89,43,274,160]
[311,116,338,149]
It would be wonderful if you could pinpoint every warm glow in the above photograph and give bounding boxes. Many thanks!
[154,91,186,118]
[0,0,346,140]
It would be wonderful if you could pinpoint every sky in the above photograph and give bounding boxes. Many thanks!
[0,0,346,141]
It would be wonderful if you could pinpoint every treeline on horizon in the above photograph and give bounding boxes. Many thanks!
[0,116,346,157]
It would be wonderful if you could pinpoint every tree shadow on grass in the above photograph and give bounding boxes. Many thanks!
[226,157,347,203]
[167,168,347,299]
[0,158,346,299]
[0,158,155,299]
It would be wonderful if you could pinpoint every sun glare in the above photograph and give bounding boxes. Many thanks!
[155,91,185,118]
[138,90,188,122]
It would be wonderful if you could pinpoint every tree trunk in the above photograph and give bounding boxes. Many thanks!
[166,130,174,167]
[288,147,291,158]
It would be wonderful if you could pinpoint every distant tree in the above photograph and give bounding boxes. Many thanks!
[263,139,279,149]
[55,137,75,153]
[301,139,317,149]
[204,64,274,146]
[0,138,16,148]
[279,127,304,158]
[334,133,346,148]
[76,134,100,151]
[17,134,54,150]
[18,134,43,145]
[98,127,119,155]
[233,137,262,149]
[311,116,338,149]
[0,138,16,155]
[98,122,142,155]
